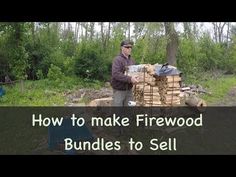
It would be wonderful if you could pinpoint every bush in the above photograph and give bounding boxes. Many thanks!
[36,69,44,80]
[198,35,225,71]
[177,38,200,76]
[74,45,108,81]
[47,64,66,82]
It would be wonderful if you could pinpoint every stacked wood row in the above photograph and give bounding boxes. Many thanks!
[155,75,181,105]
[133,83,161,106]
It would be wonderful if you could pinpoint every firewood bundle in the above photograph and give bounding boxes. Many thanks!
[127,64,181,106]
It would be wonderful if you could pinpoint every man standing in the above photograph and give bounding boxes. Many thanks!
[111,40,139,106]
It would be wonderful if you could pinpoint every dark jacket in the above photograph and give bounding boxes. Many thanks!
[111,53,135,90]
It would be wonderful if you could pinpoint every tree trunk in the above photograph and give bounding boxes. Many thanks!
[100,22,106,49]
[75,22,80,42]
[31,22,35,42]
[20,79,24,93]
[219,22,226,43]
[89,22,95,41]
[105,22,111,48]
[193,22,197,39]
[127,22,131,40]
[212,23,218,42]
[164,22,178,66]
[64,22,66,31]
[226,22,230,48]
[84,22,88,41]
[212,22,226,43]
[183,22,192,39]
[81,23,83,39]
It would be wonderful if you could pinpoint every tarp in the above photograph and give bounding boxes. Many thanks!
[126,64,146,72]
[155,63,181,76]
[0,87,5,97]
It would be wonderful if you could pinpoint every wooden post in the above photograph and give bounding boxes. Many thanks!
[20,80,24,93]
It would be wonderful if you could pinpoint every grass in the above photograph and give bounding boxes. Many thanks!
[0,80,65,106]
[0,77,103,106]
[184,73,236,104]
[200,75,236,104]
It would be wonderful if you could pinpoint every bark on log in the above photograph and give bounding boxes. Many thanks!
[185,95,207,111]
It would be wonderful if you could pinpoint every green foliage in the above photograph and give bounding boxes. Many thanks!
[60,30,77,57]
[62,56,76,76]
[198,35,222,71]
[223,36,236,73]
[0,23,29,80]
[36,69,44,80]
[74,43,108,81]
[47,64,67,87]
[0,80,65,106]
[177,38,201,77]
[132,23,166,65]
[25,23,61,79]
[9,46,29,80]
[25,38,51,79]
[48,49,65,69]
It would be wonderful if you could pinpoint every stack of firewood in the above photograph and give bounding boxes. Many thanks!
[127,64,181,106]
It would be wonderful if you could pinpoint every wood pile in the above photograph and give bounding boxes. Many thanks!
[180,85,211,97]
[127,64,182,106]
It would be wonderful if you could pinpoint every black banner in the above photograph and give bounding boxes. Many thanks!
[0,106,235,155]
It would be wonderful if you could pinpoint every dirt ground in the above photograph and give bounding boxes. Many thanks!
[64,86,113,106]
[64,83,236,106]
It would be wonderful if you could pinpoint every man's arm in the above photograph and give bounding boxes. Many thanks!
[112,59,138,84]
[112,58,131,83]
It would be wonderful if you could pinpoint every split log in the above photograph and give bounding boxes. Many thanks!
[167,82,180,88]
[166,90,180,95]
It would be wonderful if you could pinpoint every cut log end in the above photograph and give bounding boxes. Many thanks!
[185,95,207,111]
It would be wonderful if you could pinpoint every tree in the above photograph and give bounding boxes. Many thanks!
[164,22,178,66]
[212,22,227,43]
[226,22,231,48]
[75,22,80,42]
[133,22,145,41]
[127,22,131,40]
[183,22,192,39]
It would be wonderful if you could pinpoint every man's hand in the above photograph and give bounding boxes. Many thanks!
[131,76,139,84]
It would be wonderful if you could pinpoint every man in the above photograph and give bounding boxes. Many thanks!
[111,40,139,106]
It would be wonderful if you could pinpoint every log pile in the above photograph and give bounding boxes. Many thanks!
[127,64,182,106]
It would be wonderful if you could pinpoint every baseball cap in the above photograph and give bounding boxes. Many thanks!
[120,40,134,47]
